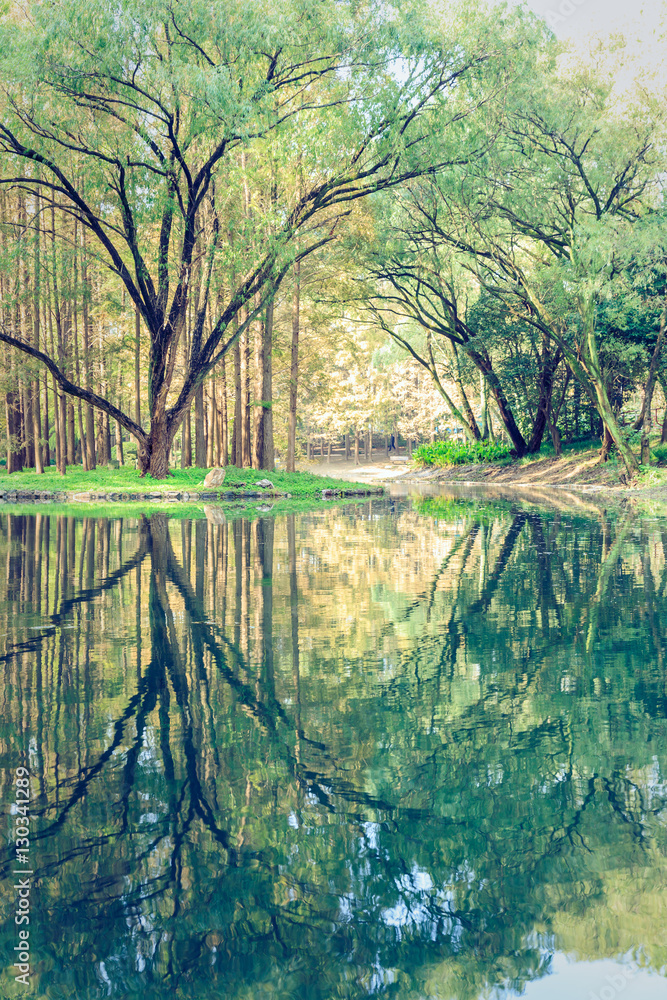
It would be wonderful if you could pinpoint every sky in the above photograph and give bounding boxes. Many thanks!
[525,0,663,42]
[495,0,666,89]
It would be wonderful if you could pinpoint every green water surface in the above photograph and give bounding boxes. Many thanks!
[0,495,666,999]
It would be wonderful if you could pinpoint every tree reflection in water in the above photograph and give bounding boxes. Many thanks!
[0,497,666,1000]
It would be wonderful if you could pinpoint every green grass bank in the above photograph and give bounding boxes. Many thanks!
[0,465,383,505]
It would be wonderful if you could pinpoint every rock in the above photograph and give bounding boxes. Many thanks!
[255,479,274,489]
[255,504,274,513]
[204,505,227,525]
[203,468,226,488]
[72,492,91,502]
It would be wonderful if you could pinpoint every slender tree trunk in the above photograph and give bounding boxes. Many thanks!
[181,406,192,468]
[49,208,66,475]
[241,319,251,467]
[581,302,638,477]
[287,260,300,473]
[231,316,242,467]
[424,337,479,443]
[638,303,667,463]
[354,428,359,465]
[220,355,229,466]
[116,370,124,465]
[134,306,141,429]
[195,383,206,466]
[18,191,34,469]
[207,382,216,467]
[97,327,111,465]
[30,200,43,469]
[254,297,275,471]
[447,340,480,441]
[67,400,75,465]
[480,372,489,440]
[72,224,87,470]
[5,347,22,472]
[80,226,96,470]
[46,262,63,475]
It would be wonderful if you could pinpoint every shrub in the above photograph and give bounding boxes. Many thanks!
[651,443,667,465]
[413,439,513,467]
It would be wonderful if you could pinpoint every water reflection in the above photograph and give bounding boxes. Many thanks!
[0,497,666,1000]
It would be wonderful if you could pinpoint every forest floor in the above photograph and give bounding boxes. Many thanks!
[303,442,667,498]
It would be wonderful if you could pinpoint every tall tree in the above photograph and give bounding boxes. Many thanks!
[0,0,536,476]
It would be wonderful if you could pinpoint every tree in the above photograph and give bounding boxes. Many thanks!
[0,0,517,476]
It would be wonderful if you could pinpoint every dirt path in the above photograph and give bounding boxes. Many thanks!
[299,448,667,501]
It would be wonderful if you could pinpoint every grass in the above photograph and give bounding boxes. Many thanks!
[0,464,377,499]
[0,494,373,522]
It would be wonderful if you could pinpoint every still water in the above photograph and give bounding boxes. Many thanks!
[1,493,666,1000]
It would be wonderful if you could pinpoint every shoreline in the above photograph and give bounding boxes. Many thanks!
[0,484,384,506]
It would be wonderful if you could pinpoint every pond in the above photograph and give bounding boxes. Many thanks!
[1,494,666,1000]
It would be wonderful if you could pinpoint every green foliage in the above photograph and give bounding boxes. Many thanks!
[651,443,667,465]
[413,438,513,466]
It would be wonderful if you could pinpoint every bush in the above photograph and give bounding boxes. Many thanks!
[651,443,667,465]
[413,439,513,467]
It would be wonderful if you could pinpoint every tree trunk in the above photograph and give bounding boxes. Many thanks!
[81,227,96,470]
[254,297,274,471]
[116,419,124,465]
[66,401,75,465]
[195,383,206,466]
[354,428,359,465]
[5,346,22,472]
[142,412,171,479]
[31,200,43,472]
[242,320,251,467]
[480,372,489,440]
[639,303,667,463]
[231,317,242,467]
[134,306,141,429]
[71,219,87,470]
[600,424,614,462]
[181,406,192,468]
[207,382,216,467]
[583,308,638,478]
[47,289,63,475]
[466,346,527,455]
[43,376,50,468]
[448,340,480,442]
[527,345,561,454]
[116,374,124,466]
[287,260,300,473]
[220,356,229,466]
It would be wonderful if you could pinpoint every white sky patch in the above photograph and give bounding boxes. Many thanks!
[486,0,667,93]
